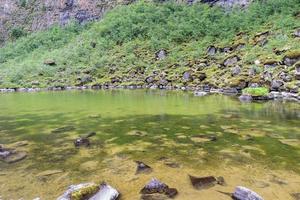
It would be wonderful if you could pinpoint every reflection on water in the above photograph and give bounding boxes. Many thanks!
[0,90,299,199]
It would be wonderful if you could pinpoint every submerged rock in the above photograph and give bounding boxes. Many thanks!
[239,94,253,102]
[57,182,119,200]
[37,170,64,177]
[52,126,75,133]
[232,186,263,200]
[189,175,225,190]
[190,134,217,143]
[74,132,96,147]
[140,178,178,199]
[135,161,152,174]
[0,147,27,164]
[291,193,300,200]
[126,130,148,137]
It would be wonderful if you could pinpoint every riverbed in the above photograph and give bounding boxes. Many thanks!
[0,90,299,199]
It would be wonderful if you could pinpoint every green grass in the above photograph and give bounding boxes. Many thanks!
[242,87,269,96]
[0,0,299,88]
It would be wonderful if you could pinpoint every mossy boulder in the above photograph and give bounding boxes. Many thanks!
[283,51,300,66]
[70,184,99,200]
[242,87,269,97]
[223,55,240,67]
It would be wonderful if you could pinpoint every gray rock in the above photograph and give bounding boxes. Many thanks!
[223,56,239,67]
[57,182,119,200]
[183,71,193,81]
[231,66,241,76]
[89,183,119,200]
[207,45,217,56]
[222,88,238,95]
[156,50,167,60]
[271,80,284,91]
[293,28,300,37]
[232,186,264,200]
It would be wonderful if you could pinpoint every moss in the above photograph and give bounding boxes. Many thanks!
[70,184,99,200]
[262,59,278,65]
[284,51,300,59]
[242,87,269,96]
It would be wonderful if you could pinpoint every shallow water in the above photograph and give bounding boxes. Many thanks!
[0,90,299,199]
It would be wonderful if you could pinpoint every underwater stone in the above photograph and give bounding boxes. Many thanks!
[239,94,253,102]
[0,149,27,164]
[189,175,225,190]
[135,161,152,174]
[232,186,263,200]
[140,178,178,199]
[74,137,90,147]
[51,126,75,133]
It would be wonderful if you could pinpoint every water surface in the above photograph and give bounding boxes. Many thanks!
[0,90,299,199]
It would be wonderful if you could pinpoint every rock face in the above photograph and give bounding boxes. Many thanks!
[0,0,136,44]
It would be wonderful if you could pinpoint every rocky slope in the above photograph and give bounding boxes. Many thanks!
[0,0,299,98]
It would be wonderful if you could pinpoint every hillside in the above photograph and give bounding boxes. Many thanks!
[0,0,299,94]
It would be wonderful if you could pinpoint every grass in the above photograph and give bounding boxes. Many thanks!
[242,87,269,96]
[0,0,299,88]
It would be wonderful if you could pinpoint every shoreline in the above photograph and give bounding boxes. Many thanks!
[0,85,299,102]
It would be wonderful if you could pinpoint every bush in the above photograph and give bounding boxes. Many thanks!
[10,27,26,40]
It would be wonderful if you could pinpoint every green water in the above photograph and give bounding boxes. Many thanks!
[0,90,299,199]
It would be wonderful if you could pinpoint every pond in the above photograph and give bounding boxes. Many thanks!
[0,90,299,199]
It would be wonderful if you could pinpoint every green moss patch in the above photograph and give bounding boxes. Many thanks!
[242,87,269,96]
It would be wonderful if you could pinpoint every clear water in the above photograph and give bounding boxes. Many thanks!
[0,90,299,199]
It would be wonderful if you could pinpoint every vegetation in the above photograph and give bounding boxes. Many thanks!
[242,87,269,96]
[0,0,299,89]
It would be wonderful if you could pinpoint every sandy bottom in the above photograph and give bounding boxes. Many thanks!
[0,155,300,200]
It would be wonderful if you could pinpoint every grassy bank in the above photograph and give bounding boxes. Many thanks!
[0,0,299,91]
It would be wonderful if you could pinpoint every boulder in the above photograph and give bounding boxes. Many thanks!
[223,56,240,67]
[44,59,56,66]
[207,45,217,56]
[156,50,167,60]
[57,182,119,200]
[231,65,241,76]
[232,186,263,200]
[182,71,193,81]
[270,80,284,91]
[293,28,300,37]
[198,73,207,81]
[283,51,300,66]
[189,175,225,190]
[295,63,300,80]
